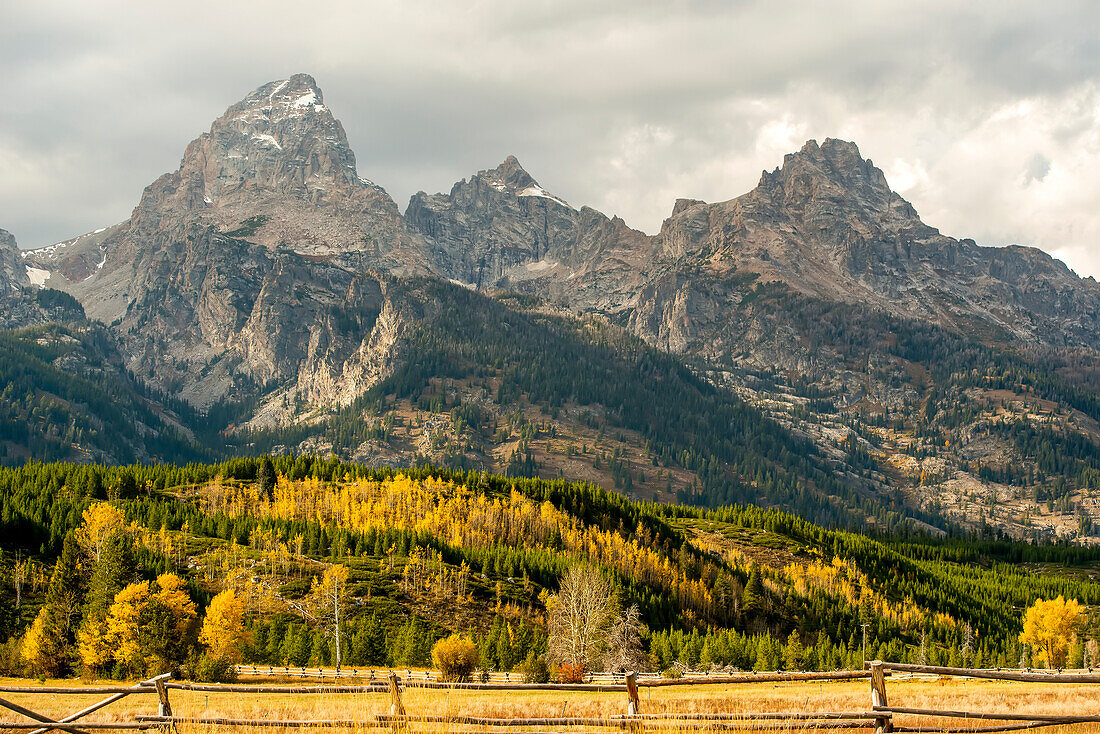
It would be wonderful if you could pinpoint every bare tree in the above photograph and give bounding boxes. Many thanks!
[281,564,351,670]
[310,565,350,671]
[547,564,616,671]
[602,604,646,672]
[13,554,28,610]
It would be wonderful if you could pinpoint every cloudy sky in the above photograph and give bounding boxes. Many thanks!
[2,0,1099,278]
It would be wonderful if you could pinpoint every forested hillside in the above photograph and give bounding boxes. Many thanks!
[232,280,910,530]
[3,459,1099,678]
[0,324,210,465]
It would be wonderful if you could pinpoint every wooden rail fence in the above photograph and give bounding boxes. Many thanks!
[3,662,1100,733]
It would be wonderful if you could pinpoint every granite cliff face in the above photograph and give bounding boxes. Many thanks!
[0,229,26,293]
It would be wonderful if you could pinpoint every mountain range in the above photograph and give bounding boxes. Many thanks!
[5,73,1100,540]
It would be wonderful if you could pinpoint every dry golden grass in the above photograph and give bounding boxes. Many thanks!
[4,676,1100,734]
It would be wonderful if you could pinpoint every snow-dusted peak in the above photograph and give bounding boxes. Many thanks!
[517,184,571,208]
[225,73,331,130]
[481,155,537,191]
[190,73,376,200]
[476,156,571,208]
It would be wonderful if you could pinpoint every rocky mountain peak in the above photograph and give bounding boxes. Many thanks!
[189,72,362,204]
[755,138,896,214]
[480,155,538,192]
[468,156,571,207]
[105,72,430,271]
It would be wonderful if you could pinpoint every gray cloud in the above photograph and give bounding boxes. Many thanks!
[2,0,1099,278]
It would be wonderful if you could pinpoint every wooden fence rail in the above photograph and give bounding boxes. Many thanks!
[872,661,1100,684]
[6,662,1100,733]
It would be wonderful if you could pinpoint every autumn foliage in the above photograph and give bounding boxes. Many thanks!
[200,589,251,664]
[432,634,478,681]
[1019,596,1083,669]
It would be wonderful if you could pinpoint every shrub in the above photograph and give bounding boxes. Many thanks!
[431,635,478,682]
[0,638,24,677]
[193,654,238,683]
[661,666,682,679]
[556,662,586,683]
[519,652,550,683]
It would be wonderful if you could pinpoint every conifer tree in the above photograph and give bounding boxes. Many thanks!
[783,630,804,670]
[742,567,764,618]
[77,530,135,674]
[25,534,85,676]
[258,457,277,501]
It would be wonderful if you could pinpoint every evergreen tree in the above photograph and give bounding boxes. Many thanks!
[258,457,277,501]
[26,534,85,676]
[783,631,804,670]
[742,567,765,618]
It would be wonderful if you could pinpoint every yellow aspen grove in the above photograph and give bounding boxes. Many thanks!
[200,473,716,622]
[20,608,49,669]
[200,589,251,663]
[75,502,127,564]
[105,580,152,675]
[1020,596,1083,669]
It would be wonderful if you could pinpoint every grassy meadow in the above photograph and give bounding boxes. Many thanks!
[3,676,1100,732]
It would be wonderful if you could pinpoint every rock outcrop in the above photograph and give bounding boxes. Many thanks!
[406,156,655,312]
[0,228,27,293]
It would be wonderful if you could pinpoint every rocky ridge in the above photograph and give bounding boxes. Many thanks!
[632,139,1100,361]
[405,156,654,312]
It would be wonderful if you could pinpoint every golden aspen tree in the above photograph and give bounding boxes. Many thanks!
[1020,596,1083,669]
[200,589,251,663]
[76,503,127,564]
[105,581,151,676]
[21,609,49,670]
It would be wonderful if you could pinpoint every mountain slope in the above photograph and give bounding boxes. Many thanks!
[0,324,208,464]
[7,74,1100,541]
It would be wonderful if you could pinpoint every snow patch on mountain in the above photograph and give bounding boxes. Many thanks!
[26,266,49,288]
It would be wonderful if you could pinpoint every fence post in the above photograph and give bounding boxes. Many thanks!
[625,672,640,715]
[869,661,891,734]
[153,676,172,718]
[388,672,407,731]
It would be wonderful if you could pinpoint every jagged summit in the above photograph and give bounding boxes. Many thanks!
[240,73,325,108]
[754,138,908,221]
[481,155,537,191]
[189,73,363,205]
[468,155,571,208]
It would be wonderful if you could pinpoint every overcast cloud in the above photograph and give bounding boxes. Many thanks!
[2,0,1099,278]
